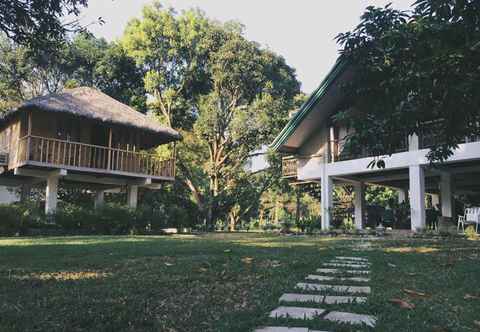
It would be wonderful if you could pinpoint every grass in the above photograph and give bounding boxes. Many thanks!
[0,233,479,331]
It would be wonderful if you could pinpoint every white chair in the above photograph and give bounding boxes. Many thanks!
[458,207,480,233]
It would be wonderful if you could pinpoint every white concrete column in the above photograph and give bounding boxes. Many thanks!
[431,194,440,209]
[94,190,105,210]
[408,133,419,151]
[127,185,138,209]
[398,188,407,204]
[353,182,365,230]
[45,176,59,215]
[321,175,333,230]
[440,173,453,218]
[409,165,426,231]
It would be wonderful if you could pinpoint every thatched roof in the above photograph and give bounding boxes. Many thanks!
[1,87,181,142]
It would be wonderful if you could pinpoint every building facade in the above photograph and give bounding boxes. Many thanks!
[272,61,480,231]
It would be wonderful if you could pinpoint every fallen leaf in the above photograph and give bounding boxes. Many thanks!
[390,298,415,309]
[164,262,174,267]
[224,249,231,253]
[403,288,428,298]
[198,267,208,273]
[464,294,480,300]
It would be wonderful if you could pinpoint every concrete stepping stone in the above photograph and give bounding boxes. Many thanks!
[279,293,367,305]
[330,260,371,266]
[316,268,370,275]
[255,327,329,332]
[323,295,367,304]
[296,283,371,294]
[315,268,339,274]
[269,306,325,320]
[279,293,324,304]
[323,311,376,327]
[323,263,369,269]
[306,274,370,283]
[335,256,369,262]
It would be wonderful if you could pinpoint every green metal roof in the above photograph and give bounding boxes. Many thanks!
[270,58,348,152]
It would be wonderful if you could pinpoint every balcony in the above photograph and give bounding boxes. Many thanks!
[328,137,408,163]
[282,156,298,178]
[15,135,175,180]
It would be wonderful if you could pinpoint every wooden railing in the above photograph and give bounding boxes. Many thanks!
[16,135,175,179]
[282,157,298,178]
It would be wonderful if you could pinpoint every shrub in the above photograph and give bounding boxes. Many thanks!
[0,202,45,236]
[0,204,23,236]
[341,217,355,232]
[465,225,478,240]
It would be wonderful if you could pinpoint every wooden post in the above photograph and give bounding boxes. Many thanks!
[172,142,177,177]
[107,128,112,170]
[26,111,32,161]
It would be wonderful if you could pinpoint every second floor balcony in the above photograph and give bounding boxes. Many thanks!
[14,135,175,180]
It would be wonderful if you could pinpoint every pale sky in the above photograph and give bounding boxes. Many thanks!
[80,0,414,93]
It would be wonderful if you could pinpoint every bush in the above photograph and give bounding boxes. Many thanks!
[341,218,355,232]
[0,201,191,236]
[0,202,45,236]
[0,204,23,236]
[465,225,478,240]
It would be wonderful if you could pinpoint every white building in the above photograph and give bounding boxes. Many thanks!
[271,60,480,231]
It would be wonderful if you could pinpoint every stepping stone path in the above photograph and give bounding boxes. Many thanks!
[254,256,377,332]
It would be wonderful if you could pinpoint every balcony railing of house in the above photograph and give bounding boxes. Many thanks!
[328,137,408,163]
[419,119,480,149]
[15,135,175,179]
[282,156,298,178]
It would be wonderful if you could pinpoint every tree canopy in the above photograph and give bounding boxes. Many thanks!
[121,3,301,227]
[0,0,91,50]
[335,0,480,164]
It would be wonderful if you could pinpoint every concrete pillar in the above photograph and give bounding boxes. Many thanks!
[440,173,453,218]
[398,189,407,204]
[431,194,440,209]
[353,182,365,230]
[45,175,59,215]
[127,185,138,209]
[321,175,333,230]
[409,165,426,231]
[408,133,419,151]
[94,190,105,210]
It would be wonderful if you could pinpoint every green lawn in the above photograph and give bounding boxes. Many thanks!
[0,233,479,331]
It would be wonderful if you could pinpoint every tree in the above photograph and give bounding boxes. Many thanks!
[335,0,480,165]
[0,0,91,50]
[193,28,300,227]
[0,33,147,113]
[121,3,300,228]
[122,2,211,128]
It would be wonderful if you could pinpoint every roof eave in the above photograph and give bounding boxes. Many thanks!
[270,58,348,152]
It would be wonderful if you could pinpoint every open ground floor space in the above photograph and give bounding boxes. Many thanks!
[1,233,479,331]
[315,159,480,232]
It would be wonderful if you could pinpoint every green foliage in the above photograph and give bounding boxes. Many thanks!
[0,0,89,50]
[365,185,398,207]
[464,225,478,240]
[335,0,480,163]
[0,202,45,235]
[122,3,211,128]
[340,217,355,232]
[0,32,147,113]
